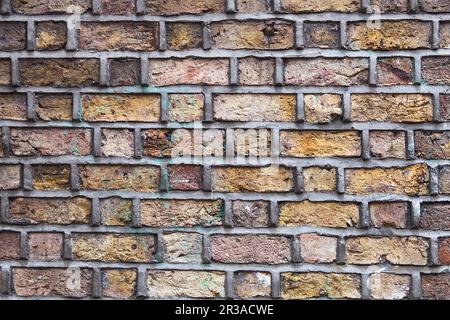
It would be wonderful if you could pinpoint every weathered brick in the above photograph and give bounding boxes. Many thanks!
[302,166,337,192]
[10,128,91,156]
[369,131,406,159]
[422,274,450,300]
[369,273,411,300]
[20,59,99,87]
[147,270,225,298]
[168,94,204,122]
[101,129,135,158]
[0,165,22,190]
[0,129,3,157]
[439,166,450,194]
[79,165,160,192]
[140,199,223,227]
[210,234,291,264]
[440,22,450,48]
[279,201,360,228]
[238,57,275,85]
[0,59,11,85]
[421,0,450,12]
[284,58,369,86]
[281,0,360,12]
[28,233,63,261]
[346,164,429,195]
[145,0,225,15]
[211,166,294,192]
[80,22,159,51]
[99,198,133,226]
[150,58,229,86]
[71,233,156,263]
[0,22,27,51]
[32,164,70,190]
[422,56,450,85]
[438,238,450,265]
[35,94,72,121]
[420,202,450,230]
[236,0,271,12]
[35,21,67,50]
[211,20,294,50]
[234,272,272,299]
[11,0,91,14]
[168,164,203,191]
[369,202,408,229]
[12,268,92,298]
[233,128,271,157]
[81,94,160,122]
[351,94,433,122]
[370,0,409,12]
[99,0,136,15]
[214,94,296,121]
[163,232,203,263]
[377,57,414,86]
[108,58,140,87]
[415,131,450,159]
[304,22,340,48]
[304,94,342,123]
[299,233,337,263]
[281,273,361,299]
[102,269,137,299]
[166,22,203,50]
[346,21,432,50]
[0,93,28,120]
[9,197,91,225]
[346,236,429,265]
[0,232,21,260]
[232,200,270,227]
[441,94,450,121]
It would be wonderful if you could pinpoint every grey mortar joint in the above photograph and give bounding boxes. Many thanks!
[342,92,352,122]
[223,200,234,228]
[92,268,102,298]
[410,199,421,229]
[154,231,164,263]
[66,17,79,51]
[140,56,150,86]
[275,57,284,86]
[99,56,109,87]
[433,92,442,122]
[0,268,11,295]
[359,201,370,229]
[361,0,371,13]
[226,0,237,13]
[409,0,419,12]
[159,21,167,51]
[340,21,347,49]
[294,166,304,194]
[134,128,143,159]
[72,92,82,122]
[429,237,439,266]
[203,22,213,50]
[27,92,36,121]
[361,130,370,161]
[159,92,169,123]
[291,236,301,263]
[90,197,101,227]
[136,0,147,15]
[272,0,283,13]
[229,57,239,85]
[27,20,36,51]
[202,234,212,264]
[337,167,346,194]
[414,56,422,84]
[361,274,370,299]
[70,163,80,191]
[270,200,279,227]
[63,232,72,260]
[22,164,33,191]
[0,196,9,223]
[295,20,304,49]
[225,271,235,299]
[136,269,148,298]
[1,0,11,14]
[407,130,416,160]
[132,198,142,228]
[271,271,281,299]
[93,127,102,157]
[369,55,377,86]
[159,164,169,192]
[296,93,305,122]
[432,20,440,50]
[11,56,20,87]
[1,127,10,157]
[203,166,213,192]
[225,129,235,166]
[336,237,347,265]
[411,272,421,299]
[429,166,439,196]
[91,0,101,15]
[204,91,214,122]
[20,231,29,260]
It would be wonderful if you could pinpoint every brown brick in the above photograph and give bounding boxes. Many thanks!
[439,166,450,194]
[284,58,369,86]
[236,0,271,12]
[440,95,450,121]
[166,22,203,50]
[415,131,450,159]
[10,128,91,156]
[377,57,414,86]
[279,201,360,228]
[168,94,204,122]
[303,167,337,192]
[346,236,429,265]
[20,59,99,87]
[0,165,22,190]
[150,58,229,86]
[421,0,450,12]
[80,22,159,51]
[369,131,406,159]
[369,202,408,229]
[351,94,433,122]
[108,58,140,87]
[163,232,203,263]
[304,22,340,48]
[79,165,160,192]
[28,233,63,261]
[140,199,223,228]
[32,164,70,190]
[35,94,72,121]
[102,269,137,299]
[168,164,203,191]
[35,21,67,50]
[370,0,409,12]
[346,21,432,50]
[0,232,21,260]
[234,272,272,299]
[82,94,160,122]
[99,198,133,226]
[369,273,411,300]
[440,22,450,48]
[299,233,337,263]
[0,94,28,121]
[232,200,270,228]
[211,20,294,50]
[0,129,3,157]
[211,166,294,192]
[12,268,92,298]
[438,238,450,264]
[72,233,156,263]
[420,202,450,230]
[281,0,360,12]
[238,57,275,85]
[101,129,135,158]
[99,0,136,15]
[210,234,291,264]
[233,128,271,157]
[304,94,342,123]
[0,22,27,51]
[0,59,11,85]
[145,0,225,15]
[281,273,361,299]
[11,0,91,14]
[147,270,225,298]
[9,197,91,225]
[422,56,450,85]
[422,274,450,299]
[214,94,296,121]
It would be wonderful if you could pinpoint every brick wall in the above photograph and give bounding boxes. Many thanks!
[0,0,450,300]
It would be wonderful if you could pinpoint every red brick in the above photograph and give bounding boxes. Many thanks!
[232,200,271,228]
[369,202,408,229]
[99,0,136,15]
[0,232,21,260]
[377,57,414,86]
[28,233,63,261]
[415,131,450,159]
[168,164,203,191]
[145,0,225,15]
[422,56,450,85]
[438,238,450,265]
[420,202,450,230]
[422,273,450,299]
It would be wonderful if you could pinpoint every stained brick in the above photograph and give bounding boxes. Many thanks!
[10,0,91,14]
[0,94,28,121]
[35,21,67,50]
[0,22,27,51]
